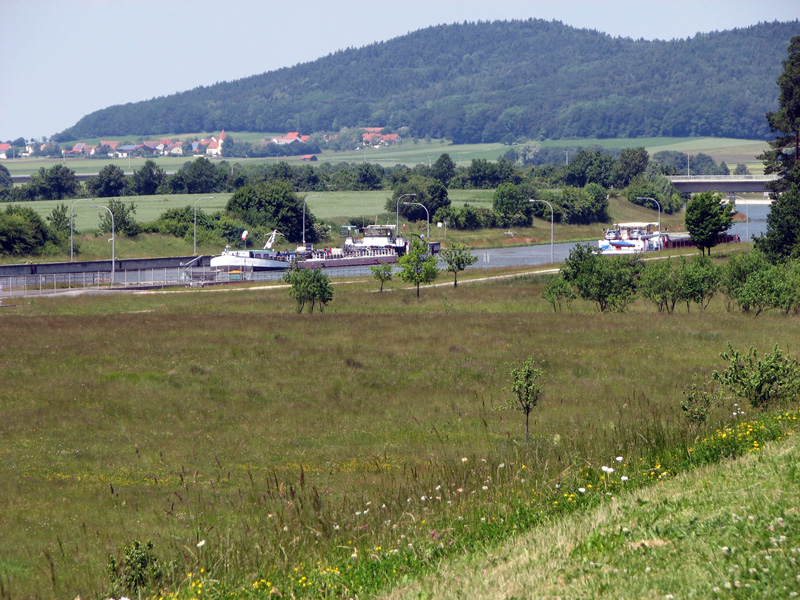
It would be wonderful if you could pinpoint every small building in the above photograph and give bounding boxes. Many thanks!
[301,154,317,161]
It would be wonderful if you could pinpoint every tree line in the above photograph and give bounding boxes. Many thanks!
[1,145,745,257]
[544,246,800,316]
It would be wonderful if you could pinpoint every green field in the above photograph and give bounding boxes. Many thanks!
[1,255,798,598]
[4,136,769,177]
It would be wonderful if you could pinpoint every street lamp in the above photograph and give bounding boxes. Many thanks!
[91,204,115,287]
[396,193,417,232]
[636,197,661,237]
[402,201,429,241]
[193,196,215,255]
[70,198,92,261]
[732,195,749,241]
[529,199,554,264]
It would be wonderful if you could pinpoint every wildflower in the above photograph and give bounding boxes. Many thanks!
[578,488,586,494]
[482,485,488,490]
[498,463,505,469]
[461,457,468,463]
[601,466,610,472]
[616,456,623,462]
[196,540,206,548]
[621,476,629,482]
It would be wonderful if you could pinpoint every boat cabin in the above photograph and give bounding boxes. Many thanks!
[604,222,660,241]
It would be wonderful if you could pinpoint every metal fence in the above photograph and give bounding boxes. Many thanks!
[0,263,402,299]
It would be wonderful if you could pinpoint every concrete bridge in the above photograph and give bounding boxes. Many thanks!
[667,175,778,193]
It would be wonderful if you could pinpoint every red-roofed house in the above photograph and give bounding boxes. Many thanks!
[0,143,11,159]
[271,131,303,145]
[301,154,317,161]
[362,132,401,146]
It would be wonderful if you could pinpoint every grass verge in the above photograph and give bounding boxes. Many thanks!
[382,414,800,600]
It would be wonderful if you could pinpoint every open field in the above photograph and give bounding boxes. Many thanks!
[4,136,769,177]
[1,260,799,598]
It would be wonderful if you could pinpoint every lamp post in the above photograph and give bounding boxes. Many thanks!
[402,201,429,241]
[529,199,554,264]
[732,195,749,241]
[91,204,115,287]
[193,196,215,255]
[636,197,661,237]
[395,193,417,232]
[70,198,92,261]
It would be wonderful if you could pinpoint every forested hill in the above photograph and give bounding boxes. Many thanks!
[55,19,799,143]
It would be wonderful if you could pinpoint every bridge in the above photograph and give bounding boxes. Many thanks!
[667,175,778,194]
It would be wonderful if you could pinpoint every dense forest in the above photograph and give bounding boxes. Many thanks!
[53,19,798,144]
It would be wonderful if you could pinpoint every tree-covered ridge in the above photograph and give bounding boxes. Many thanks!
[54,19,799,143]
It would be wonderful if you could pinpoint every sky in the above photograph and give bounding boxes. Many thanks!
[2,0,799,141]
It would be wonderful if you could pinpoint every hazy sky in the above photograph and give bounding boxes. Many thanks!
[2,0,799,141]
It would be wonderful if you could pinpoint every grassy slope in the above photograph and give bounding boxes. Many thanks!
[383,432,800,600]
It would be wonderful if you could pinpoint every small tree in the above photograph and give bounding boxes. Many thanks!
[439,242,478,287]
[561,244,642,313]
[397,237,439,297]
[712,343,800,411]
[678,255,720,312]
[680,376,722,428]
[684,191,735,256]
[541,274,575,312]
[283,267,333,313]
[46,203,71,236]
[639,258,681,313]
[98,199,140,236]
[370,262,393,292]
[504,357,544,442]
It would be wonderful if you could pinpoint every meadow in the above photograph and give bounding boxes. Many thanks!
[5,136,769,178]
[1,253,799,599]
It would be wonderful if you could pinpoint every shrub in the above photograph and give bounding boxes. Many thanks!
[712,343,800,411]
[107,539,166,597]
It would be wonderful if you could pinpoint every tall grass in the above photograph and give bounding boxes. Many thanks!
[1,277,797,598]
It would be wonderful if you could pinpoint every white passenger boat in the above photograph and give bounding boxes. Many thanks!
[598,222,667,254]
[209,230,296,271]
